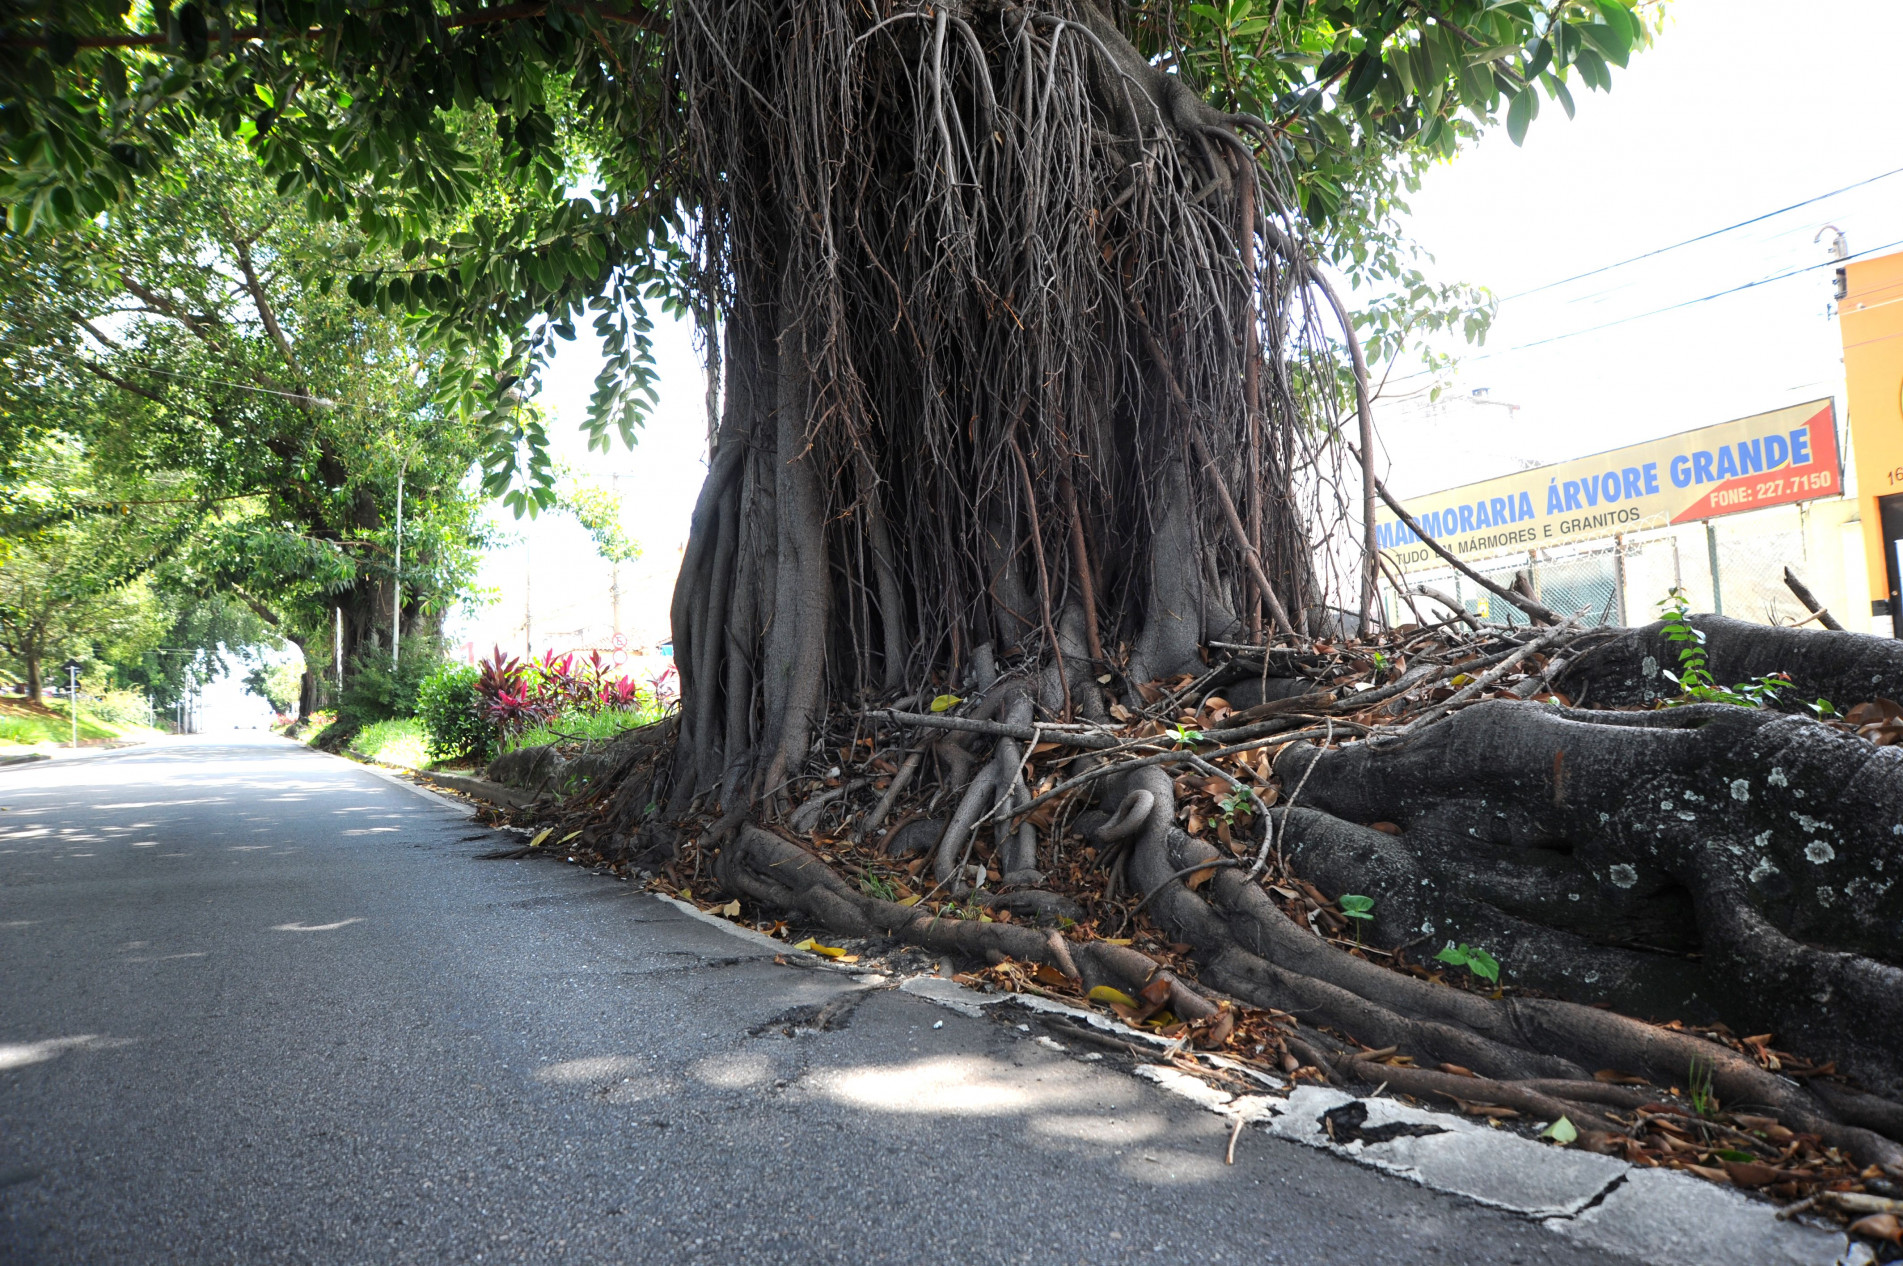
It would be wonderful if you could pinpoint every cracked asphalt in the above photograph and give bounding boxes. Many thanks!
[0,734,1642,1264]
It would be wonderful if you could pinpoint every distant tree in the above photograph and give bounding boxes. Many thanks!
[0,131,493,714]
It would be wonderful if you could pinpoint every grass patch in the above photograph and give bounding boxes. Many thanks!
[348,716,429,769]
[505,705,662,753]
[0,699,159,746]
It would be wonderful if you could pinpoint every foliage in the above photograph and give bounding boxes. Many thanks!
[1435,941,1501,985]
[0,128,491,708]
[0,697,157,745]
[348,716,428,769]
[80,682,155,728]
[1687,1057,1719,1117]
[1215,786,1258,826]
[244,657,305,716]
[474,645,663,744]
[338,642,440,724]
[0,1,1653,505]
[507,704,664,754]
[553,464,641,564]
[0,439,173,699]
[416,661,493,764]
[1656,589,1830,712]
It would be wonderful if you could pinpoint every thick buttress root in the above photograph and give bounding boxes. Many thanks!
[1269,701,1903,1103]
[713,824,1215,1023]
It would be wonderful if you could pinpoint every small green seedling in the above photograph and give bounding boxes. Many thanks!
[1657,588,1798,709]
[1171,723,1204,747]
[1688,1057,1719,1117]
[1339,894,1375,945]
[1435,941,1501,985]
[1215,787,1257,825]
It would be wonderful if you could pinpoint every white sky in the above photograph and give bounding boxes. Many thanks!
[1376,0,1903,495]
[450,0,1903,653]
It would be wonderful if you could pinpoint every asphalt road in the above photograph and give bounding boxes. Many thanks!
[0,735,1639,1265]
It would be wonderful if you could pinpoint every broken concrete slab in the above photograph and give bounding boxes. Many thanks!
[1544,1165,1849,1266]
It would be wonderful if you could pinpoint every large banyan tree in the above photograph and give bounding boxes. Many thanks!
[12,0,1903,1173]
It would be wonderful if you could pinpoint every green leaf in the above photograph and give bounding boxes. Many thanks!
[929,693,962,713]
[1505,88,1536,146]
[1343,52,1384,104]
[1339,894,1375,918]
[1539,1116,1579,1145]
[1543,72,1576,119]
[1466,946,1501,983]
[1591,0,1639,58]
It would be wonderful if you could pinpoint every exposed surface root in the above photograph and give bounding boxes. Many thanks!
[496,615,1903,1187]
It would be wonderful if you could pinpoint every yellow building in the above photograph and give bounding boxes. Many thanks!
[1840,249,1903,636]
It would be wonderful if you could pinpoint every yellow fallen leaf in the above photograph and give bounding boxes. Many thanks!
[1101,937,1133,946]
[808,943,849,958]
[559,831,581,843]
[1088,985,1140,1008]
[897,894,922,907]
[791,937,816,951]
[929,693,963,713]
[1450,673,1474,688]
[718,900,741,917]
[528,828,552,848]
[679,888,692,902]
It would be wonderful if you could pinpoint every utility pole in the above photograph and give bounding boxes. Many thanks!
[609,472,621,639]
[334,605,344,700]
[524,535,533,659]
[392,460,405,668]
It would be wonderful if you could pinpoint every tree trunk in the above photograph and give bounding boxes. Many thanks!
[651,0,1359,827]
[553,0,1903,1163]
[22,641,42,705]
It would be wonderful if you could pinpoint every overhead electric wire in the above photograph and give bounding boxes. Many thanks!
[1499,164,1903,301]
[1499,236,1903,353]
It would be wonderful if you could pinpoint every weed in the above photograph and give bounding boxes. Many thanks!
[1215,786,1257,825]
[1339,893,1375,945]
[1434,941,1501,985]
[1688,1057,1719,1117]
[860,874,897,901]
[1657,589,1813,709]
[1171,722,1204,747]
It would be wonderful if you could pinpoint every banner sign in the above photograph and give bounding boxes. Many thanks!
[1376,399,1841,572]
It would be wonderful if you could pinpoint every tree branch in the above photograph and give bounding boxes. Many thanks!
[220,206,300,375]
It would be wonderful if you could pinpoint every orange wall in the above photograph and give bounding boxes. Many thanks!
[1839,250,1903,613]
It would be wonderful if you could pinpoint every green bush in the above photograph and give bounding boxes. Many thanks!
[339,643,437,723]
[417,662,494,764]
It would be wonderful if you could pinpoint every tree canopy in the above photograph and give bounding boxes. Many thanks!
[0,126,493,710]
[0,1,1653,507]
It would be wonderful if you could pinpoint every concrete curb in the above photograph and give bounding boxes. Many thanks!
[872,971,1861,1266]
[410,768,543,810]
[0,738,155,772]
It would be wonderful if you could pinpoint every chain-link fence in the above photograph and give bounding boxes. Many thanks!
[1383,503,1828,631]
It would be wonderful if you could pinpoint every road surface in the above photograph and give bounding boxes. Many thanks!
[0,735,1634,1264]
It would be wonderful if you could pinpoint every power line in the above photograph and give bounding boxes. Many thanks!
[1499,236,1903,353]
[1499,165,1903,302]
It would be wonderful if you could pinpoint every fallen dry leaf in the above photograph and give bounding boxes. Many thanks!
[1849,1213,1903,1243]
